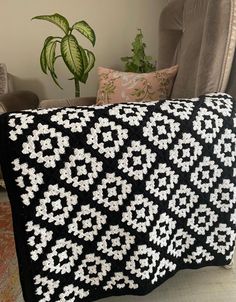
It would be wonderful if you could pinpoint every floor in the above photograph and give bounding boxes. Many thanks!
[1,189,236,302]
[0,189,7,201]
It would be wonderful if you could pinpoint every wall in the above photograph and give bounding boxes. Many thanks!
[0,0,167,100]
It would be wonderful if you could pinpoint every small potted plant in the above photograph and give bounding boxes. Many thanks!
[121,29,156,73]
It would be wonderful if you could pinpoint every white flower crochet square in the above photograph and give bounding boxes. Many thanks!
[51,107,94,133]
[34,275,60,302]
[206,224,236,259]
[35,184,78,226]
[118,141,156,180]
[109,104,148,126]
[190,157,223,193]
[146,164,179,200]
[56,284,89,302]
[87,117,128,158]
[160,100,195,120]
[167,229,195,258]
[168,185,199,218]
[187,204,218,235]
[22,123,70,169]
[12,159,44,206]
[205,95,233,117]
[43,239,83,275]
[184,246,214,264]
[149,213,176,248]
[122,194,158,233]
[152,258,176,284]
[26,221,53,261]
[193,108,223,143]
[214,128,236,167]
[126,245,160,280]
[68,204,107,241]
[210,179,236,213]
[103,272,138,291]
[169,133,203,172]
[97,225,135,261]
[74,253,111,286]
[143,112,180,150]
[60,148,103,192]
[93,173,132,212]
[8,113,34,141]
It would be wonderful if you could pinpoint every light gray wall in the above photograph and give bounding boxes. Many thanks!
[0,0,167,100]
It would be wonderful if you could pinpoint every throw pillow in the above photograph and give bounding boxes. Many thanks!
[96,65,178,105]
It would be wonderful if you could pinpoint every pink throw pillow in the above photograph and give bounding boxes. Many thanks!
[96,65,178,105]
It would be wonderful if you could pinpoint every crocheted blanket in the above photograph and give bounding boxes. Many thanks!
[0,93,236,302]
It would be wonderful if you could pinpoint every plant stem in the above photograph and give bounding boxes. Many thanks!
[74,79,80,97]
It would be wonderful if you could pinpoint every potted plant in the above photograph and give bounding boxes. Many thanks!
[121,29,156,73]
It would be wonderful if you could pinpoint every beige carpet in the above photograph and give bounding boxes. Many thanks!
[1,190,235,302]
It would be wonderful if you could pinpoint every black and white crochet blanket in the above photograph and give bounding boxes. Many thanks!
[0,93,236,302]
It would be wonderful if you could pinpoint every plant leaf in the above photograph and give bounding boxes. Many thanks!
[43,36,56,46]
[32,13,69,34]
[83,49,95,75]
[44,40,63,89]
[79,48,95,84]
[61,34,84,79]
[40,36,56,74]
[40,47,47,74]
[50,69,63,89]
[72,21,96,46]
[79,47,88,84]
[80,73,89,84]
[45,40,57,72]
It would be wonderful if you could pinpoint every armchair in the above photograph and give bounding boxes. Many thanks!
[0,64,39,187]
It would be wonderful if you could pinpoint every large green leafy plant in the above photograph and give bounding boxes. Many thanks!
[32,13,96,97]
[121,29,156,73]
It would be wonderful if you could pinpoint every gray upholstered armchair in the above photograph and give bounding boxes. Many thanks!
[0,63,39,187]
[158,0,236,99]
[0,64,39,113]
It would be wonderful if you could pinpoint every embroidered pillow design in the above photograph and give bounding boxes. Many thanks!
[96,65,178,105]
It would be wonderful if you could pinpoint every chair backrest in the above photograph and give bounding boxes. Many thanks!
[158,0,236,98]
[0,64,8,96]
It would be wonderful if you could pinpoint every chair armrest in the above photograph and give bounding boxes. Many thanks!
[39,97,96,109]
[0,91,39,113]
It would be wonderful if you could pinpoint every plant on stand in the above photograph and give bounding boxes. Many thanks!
[33,13,96,97]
